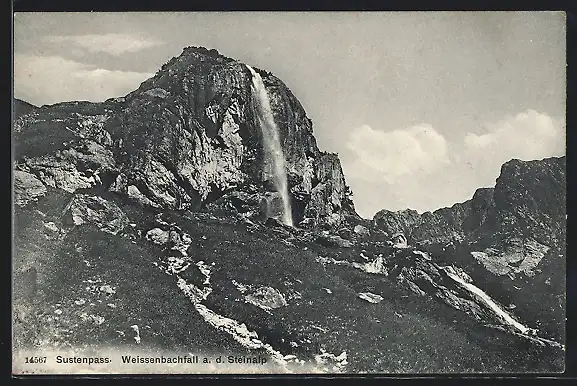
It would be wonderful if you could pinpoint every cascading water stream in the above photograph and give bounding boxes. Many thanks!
[246,65,293,227]
[442,267,530,334]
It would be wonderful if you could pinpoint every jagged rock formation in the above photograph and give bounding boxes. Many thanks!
[373,157,565,251]
[13,46,357,228]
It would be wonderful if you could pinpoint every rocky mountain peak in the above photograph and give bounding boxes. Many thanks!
[373,156,565,247]
[13,47,356,229]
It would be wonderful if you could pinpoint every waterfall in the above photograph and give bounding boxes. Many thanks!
[247,65,293,227]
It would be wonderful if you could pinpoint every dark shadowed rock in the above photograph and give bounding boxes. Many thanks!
[259,192,285,222]
[373,157,565,252]
[315,233,353,248]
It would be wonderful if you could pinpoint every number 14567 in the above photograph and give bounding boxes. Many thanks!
[25,356,47,364]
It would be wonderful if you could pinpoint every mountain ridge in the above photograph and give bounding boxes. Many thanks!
[372,155,566,342]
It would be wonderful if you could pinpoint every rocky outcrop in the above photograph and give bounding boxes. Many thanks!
[14,170,47,207]
[14,47,356,228]
[301,153,356,228]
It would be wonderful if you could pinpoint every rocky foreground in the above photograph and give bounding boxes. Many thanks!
[12,185,564,373]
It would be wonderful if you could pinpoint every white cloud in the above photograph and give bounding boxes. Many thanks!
[345,123,450,184]
[342,110,566,218]
[14,54,154,105]
[464,109,565,167]
[44,33,163,56]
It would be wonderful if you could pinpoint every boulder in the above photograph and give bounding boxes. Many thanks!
[145,228,170,245]
[358,292,383,304]
[244,286,288,311]
[353,224,370,237]
[61,195,129,235]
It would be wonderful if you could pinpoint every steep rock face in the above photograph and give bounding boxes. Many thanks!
[373,188,495,247]
[12,47,356,228]
[302,153,356,228]
[490,157,566,248]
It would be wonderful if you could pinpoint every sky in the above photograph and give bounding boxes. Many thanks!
[13,12,567,219]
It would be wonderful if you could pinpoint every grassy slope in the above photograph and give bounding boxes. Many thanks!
[13,188,253,358]
[12,189,564,373]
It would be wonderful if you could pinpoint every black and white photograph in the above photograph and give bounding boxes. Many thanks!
[12,11,566,374]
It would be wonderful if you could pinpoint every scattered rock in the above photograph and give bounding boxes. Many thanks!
[314,350,348,372]
[358,292,383,304]
[74,299,86,306]
[145,228,170,245]
[99,285,116,295]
